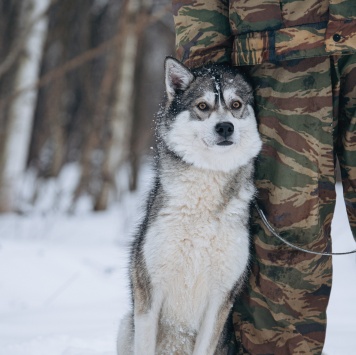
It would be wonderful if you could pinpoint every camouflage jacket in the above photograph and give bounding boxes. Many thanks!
[173,0,356,67]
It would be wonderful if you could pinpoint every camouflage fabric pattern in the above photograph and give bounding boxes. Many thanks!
[325,0,356,53]
[223,54,356,355]
[229,54,356,355]
[171,1,356,354]
[172,0,232,67]
[334,55,356,240]
[173,0,356,67]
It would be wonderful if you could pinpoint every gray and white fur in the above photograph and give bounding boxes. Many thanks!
[117,57,262,355]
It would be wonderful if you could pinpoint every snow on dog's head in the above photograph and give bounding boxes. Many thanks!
[159,57,262,172]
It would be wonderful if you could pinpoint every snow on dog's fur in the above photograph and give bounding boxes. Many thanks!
[117,57,262,355]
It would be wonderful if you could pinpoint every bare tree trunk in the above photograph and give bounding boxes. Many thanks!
[94,0,142,211]
[70,0,123,211]
[0,0,50,212]
[129,18,175,192]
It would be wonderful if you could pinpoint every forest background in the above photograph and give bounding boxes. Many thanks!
[0,0,174,213]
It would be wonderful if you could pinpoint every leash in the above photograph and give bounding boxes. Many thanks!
[254,201,356,256]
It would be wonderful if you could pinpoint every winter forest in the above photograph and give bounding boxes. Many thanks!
[0,0,356,354]
[0,0,174,213]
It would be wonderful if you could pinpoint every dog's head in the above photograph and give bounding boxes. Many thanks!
[158,57,262,172]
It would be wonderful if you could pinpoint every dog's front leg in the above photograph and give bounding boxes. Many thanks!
[193,295,232,355]
[134,290,163,355]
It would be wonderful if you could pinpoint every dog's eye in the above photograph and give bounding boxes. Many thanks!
[197,102,209,111]
[231,101,242,109]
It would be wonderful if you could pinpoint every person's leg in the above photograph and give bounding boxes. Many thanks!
[334,54,356,238]
[232,57,336,355]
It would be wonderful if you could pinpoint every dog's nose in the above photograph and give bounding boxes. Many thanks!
[215,122,234,138]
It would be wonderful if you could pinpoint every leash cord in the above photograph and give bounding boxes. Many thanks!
[254,201,356,256]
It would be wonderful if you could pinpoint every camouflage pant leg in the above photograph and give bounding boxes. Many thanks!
[334,55,356,237]
[231,56,340,355]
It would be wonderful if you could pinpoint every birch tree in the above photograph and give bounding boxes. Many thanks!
[0,0,51,212]
[93,0,143,210]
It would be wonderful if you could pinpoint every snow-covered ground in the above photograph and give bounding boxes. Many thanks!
[0,165,355,355]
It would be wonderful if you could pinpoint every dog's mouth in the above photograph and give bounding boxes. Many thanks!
[217,140,233,146]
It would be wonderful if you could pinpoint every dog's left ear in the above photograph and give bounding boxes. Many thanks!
[165,57,194,100]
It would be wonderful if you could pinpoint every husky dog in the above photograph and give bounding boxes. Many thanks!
[117,57,262,355]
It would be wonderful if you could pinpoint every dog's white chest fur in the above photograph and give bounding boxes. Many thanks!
[144,167,251,330]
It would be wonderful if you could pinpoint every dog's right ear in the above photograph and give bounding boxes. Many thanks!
[165,57,194,101]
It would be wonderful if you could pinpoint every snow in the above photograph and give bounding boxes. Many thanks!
[0,209,131,355]
[323,183,356,354]
[0,165,355,355]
